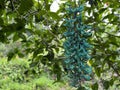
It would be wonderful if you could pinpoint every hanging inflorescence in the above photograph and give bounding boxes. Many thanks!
[63,4,92,87]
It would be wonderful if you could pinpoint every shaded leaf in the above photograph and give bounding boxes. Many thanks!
[91,83,98,90]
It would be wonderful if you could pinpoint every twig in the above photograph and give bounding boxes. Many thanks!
[9,0,19,15]
[10,0,14,11]
[23,10,39,19]
[105,32,120,38]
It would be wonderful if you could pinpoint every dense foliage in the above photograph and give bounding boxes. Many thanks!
[0,58,76,90]
[0,0,120,90]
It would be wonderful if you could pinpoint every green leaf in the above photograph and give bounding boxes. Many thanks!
[7,52,15,61]
[102,14,114,21]
[18,0,33,14]
[91,83,98,90]
[44,0,50,10]
[13,33,19,41]
[93,12,99,21]
[95,67,101,77]
[103,80,110,90]
[44,50,54,61]
[77,86,86,90]
[0,0,5,10]
[109,79,114,86]
[99,8,106,14]
[18,52,25,58]
[0,18,3,25]
[49,12,60,20]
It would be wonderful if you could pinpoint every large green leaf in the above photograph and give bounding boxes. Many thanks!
[18,0,33,14]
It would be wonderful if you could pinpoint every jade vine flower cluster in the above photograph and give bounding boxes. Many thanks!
[63,5,92,87]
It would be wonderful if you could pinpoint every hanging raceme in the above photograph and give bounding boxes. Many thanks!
[63,4,92,87]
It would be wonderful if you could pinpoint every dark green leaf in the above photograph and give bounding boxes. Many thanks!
[92,83,98,90]
[18,0,33,14]
[103,80,110,90]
